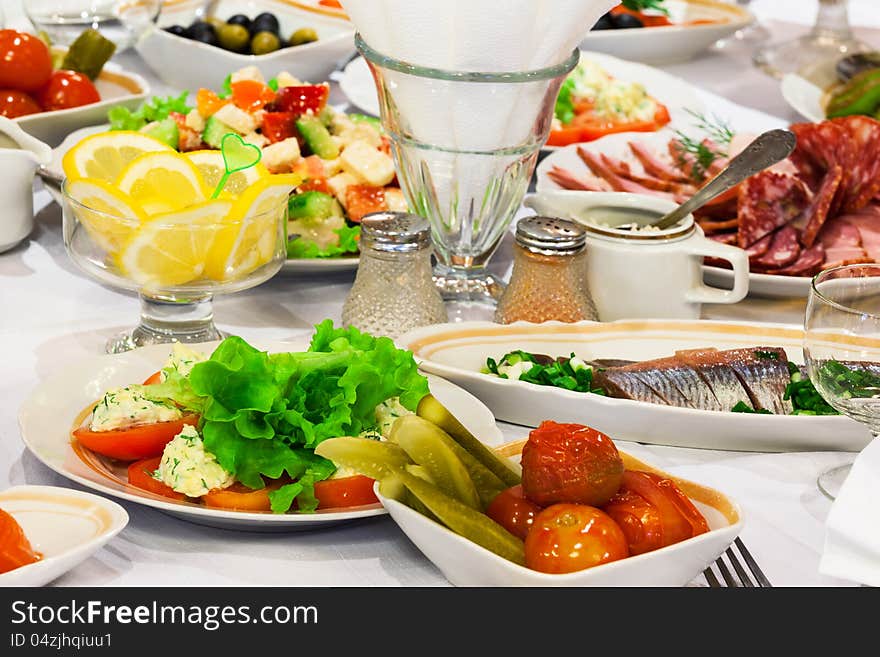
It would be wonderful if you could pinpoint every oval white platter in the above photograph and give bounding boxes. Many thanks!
[0,485,128,586]
[396,319,873,453]
[18,339,502,531]
[579,0,753,66]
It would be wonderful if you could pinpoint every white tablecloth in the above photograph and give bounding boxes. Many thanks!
[2,1,879,587]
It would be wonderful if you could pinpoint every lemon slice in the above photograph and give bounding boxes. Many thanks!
[185,150,269,198]
[119,199,234,289]
[65,177,146,255]
[116,151,209,215]
[62,131,173,183]
[206,174,299,281]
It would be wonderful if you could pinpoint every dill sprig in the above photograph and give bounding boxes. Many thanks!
[672,109,735,182]
[621,0,670,15]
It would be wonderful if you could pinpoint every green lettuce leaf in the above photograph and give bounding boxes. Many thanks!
[286,224,361,259]
[188,324,429,512]
[108,92,192,131]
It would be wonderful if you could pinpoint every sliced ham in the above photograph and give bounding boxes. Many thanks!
[577,147,679,201]
[598,153,697,195]
[628,141,691,183]
[546,166,611,192]
[838,205,880,262]
[736,171,810,248]
[750,225,801,269]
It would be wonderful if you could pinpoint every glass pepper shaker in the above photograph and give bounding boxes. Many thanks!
[342,212,448,338]
[494,216,598,324]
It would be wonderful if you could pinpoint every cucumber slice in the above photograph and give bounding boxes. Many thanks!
[394,468,526,566]
[296,114,339,159]
[390,415,481,510]
[202,115,235,150]
[140,117,179,150]
[288,191,342,221]
[417,394,522,486]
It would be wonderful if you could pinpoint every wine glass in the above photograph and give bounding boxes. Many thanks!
[804,263,880,500]
[23,0,162,51]
[753,0,872,80]
[62,180,288,353]
[356,34,578,321]
[713,1,771,50]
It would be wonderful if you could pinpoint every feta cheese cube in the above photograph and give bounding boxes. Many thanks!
[320,157,344,177]
[231,66,265,85]
[185,109,204,133]
[212,104,257,135]
[242,131,269,149]
[262,137,302,173]
[327,172,359,208]
[340,140,396,187]
[385,188,408,212]
[338,122,382,148]
[274,71,303,88]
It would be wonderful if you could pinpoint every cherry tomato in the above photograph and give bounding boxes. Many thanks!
[0,30,52,93]
[603,470,709,555]
[127,457,186,501]
[345,185,387,222]
[271,84,329,116]
[0,508,41,574]
[0,89,40,118]
[35,70,100,111]
[485,485,542,540]
[73,414,200,461]
[297,177,333,195]
[520,421,624,507]
[262,111,297,144]
[524,503,629,574]
[313,475,378,509]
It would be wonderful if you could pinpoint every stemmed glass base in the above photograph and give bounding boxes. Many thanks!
[714,21,772,50]
[817,463,853,501]
[106,293,224,354]
[753,33,872,80]
[432,264,506,322]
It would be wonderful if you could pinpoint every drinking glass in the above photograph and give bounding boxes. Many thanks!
[804,264,880,500]
[356,34,579,321]
[24,0,162,51]
[713,0,771,50]
[753,0,872,80]
[62,181,288,353]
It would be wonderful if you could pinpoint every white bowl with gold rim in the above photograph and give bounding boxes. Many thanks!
[0,485,128,587]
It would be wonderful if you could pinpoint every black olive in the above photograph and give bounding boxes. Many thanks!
[164,25,188,37]
[187,20,219,46]
[592,13,615,30]
[612,13,644,29]
[226,13,252,32]
[251,12,280,36]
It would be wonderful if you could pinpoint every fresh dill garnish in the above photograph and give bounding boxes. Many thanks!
[672,110,735,182]
[621,0,669,15]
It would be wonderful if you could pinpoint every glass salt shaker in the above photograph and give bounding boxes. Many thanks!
[341,212,448,338]
[494,216,598,324]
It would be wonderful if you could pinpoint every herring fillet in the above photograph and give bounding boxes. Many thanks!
[593,356,722,410]
[675,349,754,411]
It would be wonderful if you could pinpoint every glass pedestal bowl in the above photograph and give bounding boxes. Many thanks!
[62,180,287,353]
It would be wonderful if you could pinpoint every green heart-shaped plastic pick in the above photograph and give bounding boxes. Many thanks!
[211,133,263,198]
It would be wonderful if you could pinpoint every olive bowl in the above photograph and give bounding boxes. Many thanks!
[136,0,354,90]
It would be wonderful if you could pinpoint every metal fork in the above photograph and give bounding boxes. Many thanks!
[703,538,772,587]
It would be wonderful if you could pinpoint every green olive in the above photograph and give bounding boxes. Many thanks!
[205,16,225,31]
[250,30,280,55]
[288,27,319,46]
[218,23,250,52]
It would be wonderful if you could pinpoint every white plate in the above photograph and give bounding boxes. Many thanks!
[17,339,502,531]
[397,319,874,453]
[580,0,753,65]
[336,50,706,147]
[0,485,128,586]
[45,126,361,275]
[141,0,355,91]
[702,265,812,298]
[377,448,742,586]
[781,74,826,123]
[15,52,150,148]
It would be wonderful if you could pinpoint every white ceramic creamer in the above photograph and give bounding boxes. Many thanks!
[0,116,53,253]
[524,190,749,321]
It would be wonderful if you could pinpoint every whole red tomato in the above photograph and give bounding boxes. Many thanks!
[0,30,53,92]
[0,89,41,118]
[603,470,709,556]
[524,503,629,574]
[35,70,101,111]
[521,421,624,507]
[485,485,542,540]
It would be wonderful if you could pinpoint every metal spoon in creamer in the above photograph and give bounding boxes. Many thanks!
[581,128,797,232]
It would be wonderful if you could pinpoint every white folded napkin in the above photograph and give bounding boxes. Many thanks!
[819,437,880,586]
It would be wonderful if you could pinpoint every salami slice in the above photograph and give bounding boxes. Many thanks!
[758,243,825,277]
[834,116,880,212]
[736,171,810,248]
[708,232,737,245]
[749,225,801,269]
[800,165,843,248]
[745,232,773,258]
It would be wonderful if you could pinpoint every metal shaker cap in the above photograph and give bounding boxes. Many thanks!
[360,211,432,252]
[515,216,586,254]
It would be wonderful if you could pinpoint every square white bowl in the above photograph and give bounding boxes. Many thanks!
[137,0,355,90]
